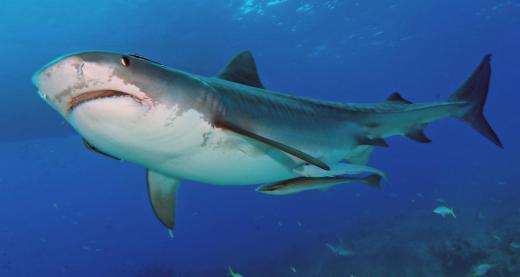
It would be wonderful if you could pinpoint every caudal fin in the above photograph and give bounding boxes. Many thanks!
[449,54,503,148]
[450,209,457,219]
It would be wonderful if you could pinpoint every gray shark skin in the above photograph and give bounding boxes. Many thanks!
[32,51,502,232]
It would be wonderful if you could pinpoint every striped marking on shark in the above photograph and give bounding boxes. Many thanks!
[32,51,502,233]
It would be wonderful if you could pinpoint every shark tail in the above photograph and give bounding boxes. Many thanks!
[449,54,503,148]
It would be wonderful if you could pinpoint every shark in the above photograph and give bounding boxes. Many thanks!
[32,50,502,233]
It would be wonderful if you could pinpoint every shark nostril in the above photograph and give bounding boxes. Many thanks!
[76,63,85,77]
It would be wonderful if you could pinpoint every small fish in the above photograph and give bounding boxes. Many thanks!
[325,243,354,257]
[436,198,447,204]
[510,242,520,249]
[290,266,297,273]
[433,206,456,218]
[471,263,493,276]
[228,267,243,277]
[492,235,502,241]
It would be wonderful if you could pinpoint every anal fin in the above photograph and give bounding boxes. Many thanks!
[146,170,181,232]
[406,127,432,143]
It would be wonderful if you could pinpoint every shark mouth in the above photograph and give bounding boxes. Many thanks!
[68,90,145,111]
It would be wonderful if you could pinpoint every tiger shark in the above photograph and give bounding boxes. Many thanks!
[32,51,502,233]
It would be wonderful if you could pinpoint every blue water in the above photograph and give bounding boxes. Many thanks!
[1,0,519,276]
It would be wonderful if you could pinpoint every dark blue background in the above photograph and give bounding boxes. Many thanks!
[0,0,518,276]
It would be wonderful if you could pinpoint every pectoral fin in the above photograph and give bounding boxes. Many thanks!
[214,120,330,170]
[146,170,180,231]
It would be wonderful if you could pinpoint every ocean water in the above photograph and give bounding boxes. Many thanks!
[1,0,519,276]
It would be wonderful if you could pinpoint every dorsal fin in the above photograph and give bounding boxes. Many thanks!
[217,51,265,89]
[385,92,412,104]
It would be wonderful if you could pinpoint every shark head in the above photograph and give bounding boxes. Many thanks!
[33,51,215,163]
[31,51,175,117]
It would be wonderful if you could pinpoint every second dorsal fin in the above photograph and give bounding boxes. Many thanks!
[385,92,412,104]
[216,51,265,89]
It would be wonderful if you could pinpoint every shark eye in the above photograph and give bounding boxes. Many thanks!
[121,56,130,67]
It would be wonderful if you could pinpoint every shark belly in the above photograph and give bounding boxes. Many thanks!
[69,97,296,185]
[156,140,296,185]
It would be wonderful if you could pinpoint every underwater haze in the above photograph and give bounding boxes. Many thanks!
[1,0,519,276]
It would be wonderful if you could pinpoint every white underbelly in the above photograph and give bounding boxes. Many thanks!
[156,141,297,185]
[70,98,296,185]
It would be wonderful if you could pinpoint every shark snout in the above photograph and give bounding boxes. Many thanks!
[33,55,86,92]
[33,54,85,88]
[32,70,49,102]
[32,55,89,116]
[31,72,39,88]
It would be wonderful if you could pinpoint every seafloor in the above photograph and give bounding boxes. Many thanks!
[133,201,520,277]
